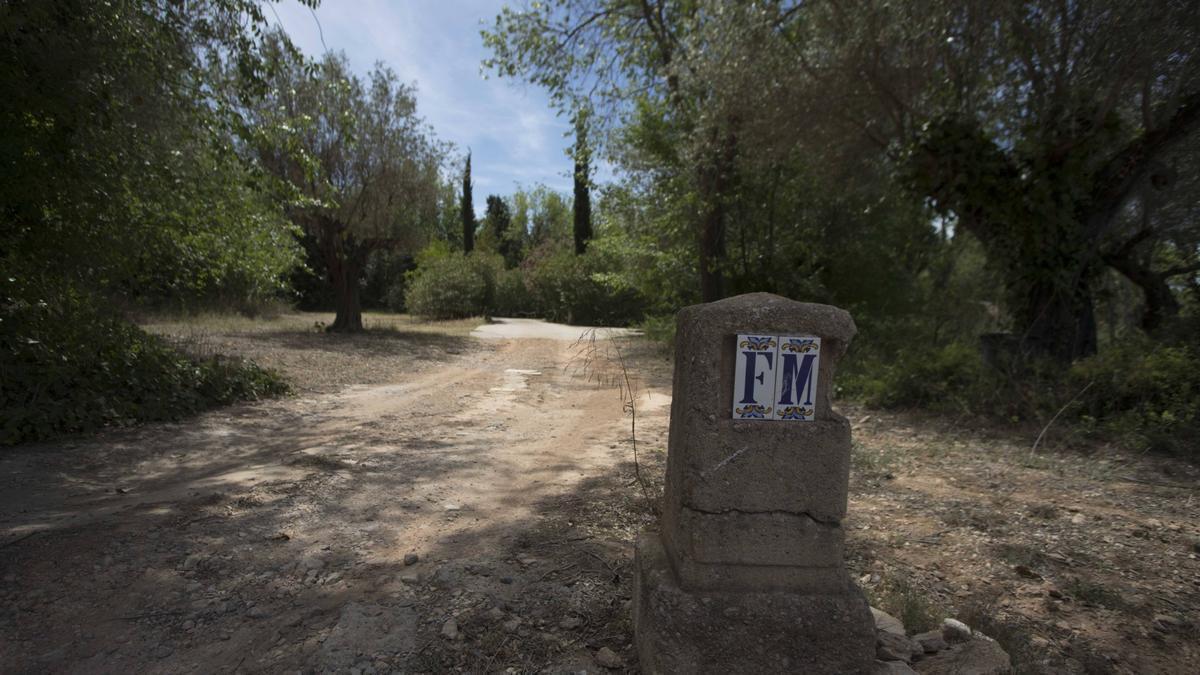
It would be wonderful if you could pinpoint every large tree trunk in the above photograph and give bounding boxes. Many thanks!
[696,123,738,302]
[1017,276,1098,363]
[318,219,365,333]
[963,209,1100,365]
[327,254,363,332]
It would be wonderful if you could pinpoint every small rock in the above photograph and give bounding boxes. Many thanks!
[873,660,919,675]
[399,574,420,585]
[912,629,948,653]
[1014,565,1042,580]
[247,606,270,620]
[443,503,461,512]
[403,553,419,566]
[500,576,514,585]
[942,618,973,643]
[441,618,460,640]
[181,554,204,571]
[915,637,1011,674]
[502,618,521,632]
[594,647,623,669]
[303,557,325,571]
[1047,587,1065,600]
[1070,513,1087,525]
[154,645,173,660]
[486,607,505,621]
[871,607,906,636]
[181,620,195,631]
[559,616,582,630]
[876,630,921,663]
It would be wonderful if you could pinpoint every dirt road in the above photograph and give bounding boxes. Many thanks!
[0,320,669,673]
[4,313,1199,674]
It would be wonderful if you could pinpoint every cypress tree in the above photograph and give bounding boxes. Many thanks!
[461,152,476,253]
[572,114,592,255]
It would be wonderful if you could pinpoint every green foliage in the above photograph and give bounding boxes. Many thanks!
[523,241,647,326]
[1,276,288,446]
[0,0,302,310]
[638,315,677,351]
[481,194,522,267]
[462,153,477,253]
[404,246,504,320]
[404,234,646,326]
[849,342,984,411]
[248,36,446,331]
[1070,339,1200,456]
[864,577,942,635]
[493,268,537,317]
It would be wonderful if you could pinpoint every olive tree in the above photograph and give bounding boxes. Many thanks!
[250,38,447,331]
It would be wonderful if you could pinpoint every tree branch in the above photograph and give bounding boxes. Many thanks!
[1089,89,1200,235]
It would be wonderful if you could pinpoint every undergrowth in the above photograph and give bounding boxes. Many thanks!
[1,275,289,446]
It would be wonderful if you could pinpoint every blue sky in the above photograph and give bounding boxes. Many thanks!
[269,0,588,202]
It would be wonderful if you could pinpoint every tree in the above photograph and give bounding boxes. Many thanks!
[483,194,520,267]
[572,110,594,255]
[776,0,1200,362]
[462,152,477,253]
[250,38,446,332]
[0,0,302,305]
[485,0,736,301]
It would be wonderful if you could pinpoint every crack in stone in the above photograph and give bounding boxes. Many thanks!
[699,446,751,479]
[682,504,841,526]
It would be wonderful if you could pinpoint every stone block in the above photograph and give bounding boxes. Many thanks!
[663,416,852,521]
[634,533,875,674]
[669,507,844,567]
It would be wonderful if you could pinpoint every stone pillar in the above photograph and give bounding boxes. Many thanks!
[634,293,874,674]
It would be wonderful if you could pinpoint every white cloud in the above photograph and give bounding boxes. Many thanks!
[268,0,576,197]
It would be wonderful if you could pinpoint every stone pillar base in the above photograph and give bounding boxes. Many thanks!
[634,531,875,675]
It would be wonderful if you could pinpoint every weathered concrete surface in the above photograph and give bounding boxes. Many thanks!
[635,534,874,674]
[634,293,874,673]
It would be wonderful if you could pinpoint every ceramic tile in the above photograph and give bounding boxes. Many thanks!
[732,334,777,419]
[772,336,821,421]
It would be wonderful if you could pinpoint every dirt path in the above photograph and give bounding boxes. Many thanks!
[5,313,1198,674]
[0,323,669,674]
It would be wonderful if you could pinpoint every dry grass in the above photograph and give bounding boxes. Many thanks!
[139,310,485,392]
[142,311,480,338]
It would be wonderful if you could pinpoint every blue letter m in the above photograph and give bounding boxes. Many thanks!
[777,353,817,406]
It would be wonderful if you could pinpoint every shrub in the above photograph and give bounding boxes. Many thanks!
[1,274,289,446]
[638,314,677,351]
[493,267,537,317]
[849,341,985,411]
[1070,339,1200,455]
[523,245,646,326]
[404,246,503,319]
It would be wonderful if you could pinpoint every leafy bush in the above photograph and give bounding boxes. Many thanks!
[848,342,985,411]
[493,267,537,317]
[1070,339,1200,455]
[404,245,503,319]
[403,239,646,326]
[1,275,289,446]
[522,244,646,326]
[638,314,677,351]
